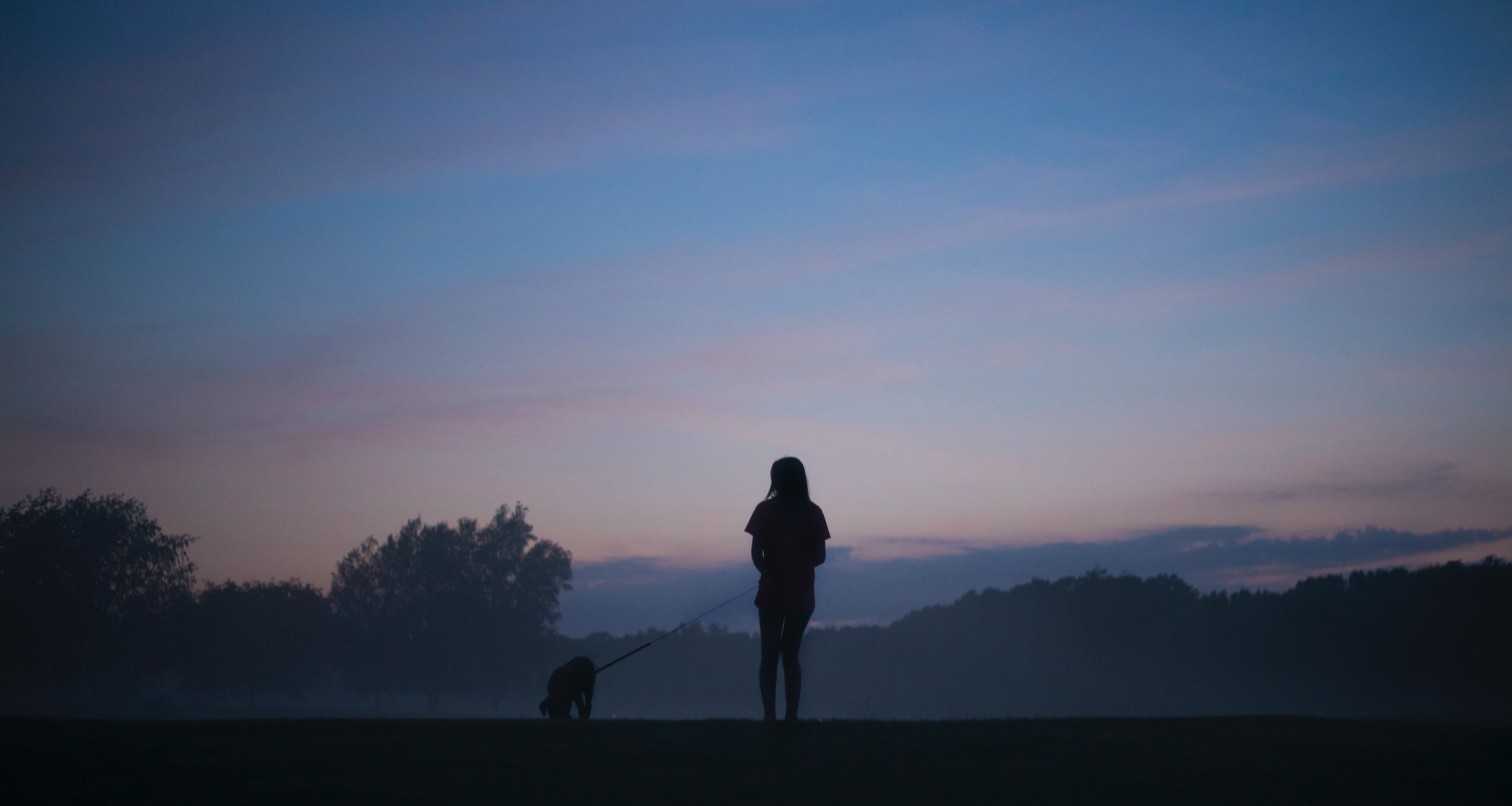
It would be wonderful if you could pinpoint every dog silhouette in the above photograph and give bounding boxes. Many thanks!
[539,656,595,719]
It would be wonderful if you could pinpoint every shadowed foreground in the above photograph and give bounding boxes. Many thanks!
[4,717,1508,804]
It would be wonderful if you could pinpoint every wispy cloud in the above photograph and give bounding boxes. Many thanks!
[2,9,812,245]
[1207,462,1499,506]
[4,2,1031,242]
[529,110,1512,309]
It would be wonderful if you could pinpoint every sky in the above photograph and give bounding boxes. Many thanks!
[3,1,1511,636]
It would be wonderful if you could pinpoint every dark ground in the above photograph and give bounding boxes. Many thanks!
[3,716,1509,804]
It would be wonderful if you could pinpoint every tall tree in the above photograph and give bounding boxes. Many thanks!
[328,503,570,711]
[183,579,331,707]
[0,488,196,708]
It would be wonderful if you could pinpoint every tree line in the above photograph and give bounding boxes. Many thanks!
[0,489,569,716]
[3,488,1509,717]
[567,560,1512,718]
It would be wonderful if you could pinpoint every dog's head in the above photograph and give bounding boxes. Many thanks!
[539,695,573,719]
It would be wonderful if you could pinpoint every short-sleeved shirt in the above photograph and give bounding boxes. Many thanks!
[745,497,831,615]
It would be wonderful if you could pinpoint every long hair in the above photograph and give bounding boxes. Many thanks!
[766,456,810,502]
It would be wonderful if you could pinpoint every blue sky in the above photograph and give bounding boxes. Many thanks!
[3,1,1510,634]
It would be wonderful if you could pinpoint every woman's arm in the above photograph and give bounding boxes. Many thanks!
[750,533,765,573]
[812,506,830,567]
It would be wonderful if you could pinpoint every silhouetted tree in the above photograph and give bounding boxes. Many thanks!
[328,503,571,712]
[0,488,195,711]
[182,579,331,707]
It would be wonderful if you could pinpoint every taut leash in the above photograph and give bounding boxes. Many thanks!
[594,583,758,674]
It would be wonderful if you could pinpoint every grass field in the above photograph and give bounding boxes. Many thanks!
[4,716,1509,804]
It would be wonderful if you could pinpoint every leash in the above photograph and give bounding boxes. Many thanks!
[594,583,759,674]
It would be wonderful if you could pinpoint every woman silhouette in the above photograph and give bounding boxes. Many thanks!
[745,456,830,722]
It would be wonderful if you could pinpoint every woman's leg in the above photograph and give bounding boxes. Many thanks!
[780,612,811,721]
[758,609,782,721]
